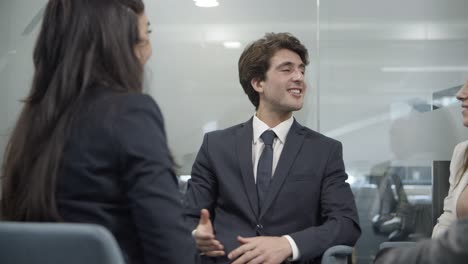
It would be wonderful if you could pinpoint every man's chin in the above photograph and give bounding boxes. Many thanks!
[276,103,303,114]
[289,104,304,112]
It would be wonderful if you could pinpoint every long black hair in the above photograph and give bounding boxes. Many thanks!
[1,0,145,221]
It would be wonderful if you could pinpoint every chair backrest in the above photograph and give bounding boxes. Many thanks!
[0,222,125,264]
[432,160,451,227]
[321,245,353,264]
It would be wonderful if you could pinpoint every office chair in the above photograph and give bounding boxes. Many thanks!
[375,161,452,257]
[321,245,353,264]
[0,222,125,264]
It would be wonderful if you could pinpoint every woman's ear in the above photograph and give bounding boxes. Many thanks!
[134,47,142,61]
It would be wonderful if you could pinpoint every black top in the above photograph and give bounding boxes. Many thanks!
[57,88,195,264]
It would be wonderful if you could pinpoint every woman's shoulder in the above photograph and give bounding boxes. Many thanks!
[453,140,468,158]
[449,140,468,181]
[75,90,163,134]
[96,90,157,107]
[85,89,160,116]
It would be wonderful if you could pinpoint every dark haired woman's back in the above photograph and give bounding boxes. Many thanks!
[57,87,196,264]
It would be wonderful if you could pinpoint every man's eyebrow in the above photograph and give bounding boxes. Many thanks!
[275,62,294,69]
[276,61,306,69]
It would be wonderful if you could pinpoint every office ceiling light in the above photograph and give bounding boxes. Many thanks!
[194,0,219,8]
[223,41,241,49]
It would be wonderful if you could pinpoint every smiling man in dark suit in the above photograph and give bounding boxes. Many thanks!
[183,32,361,264]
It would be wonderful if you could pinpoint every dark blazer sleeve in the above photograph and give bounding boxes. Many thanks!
[183,133,218,230]
[375,218,468,264]
[113,94,196,264]
[290,141,361,260]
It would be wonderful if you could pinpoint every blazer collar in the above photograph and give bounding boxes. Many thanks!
[260,119,306,218]
[236,118,307,219]
[236,118,259,218]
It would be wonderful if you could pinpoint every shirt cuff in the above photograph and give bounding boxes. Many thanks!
[283,235,300,261]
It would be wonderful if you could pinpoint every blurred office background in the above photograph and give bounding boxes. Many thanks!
[1,0,468,263]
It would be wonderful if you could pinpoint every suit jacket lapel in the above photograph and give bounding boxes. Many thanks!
[236,118,259,218]
[260,120,306,218]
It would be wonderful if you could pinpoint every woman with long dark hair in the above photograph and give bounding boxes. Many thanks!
[432,81,468,238]
[1,0,195,263]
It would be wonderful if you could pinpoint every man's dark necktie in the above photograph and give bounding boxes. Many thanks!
[257,130,276,211]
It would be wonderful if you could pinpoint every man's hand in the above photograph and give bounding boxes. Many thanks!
[228,236,292,264]
[194,209,225,257]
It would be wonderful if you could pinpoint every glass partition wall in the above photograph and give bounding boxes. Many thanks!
[145,0,319,175]
[1,0,468,263]
[0,0,47,164]
[319,0,468,262]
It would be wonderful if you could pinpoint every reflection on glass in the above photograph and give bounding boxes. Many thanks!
[320,0,468,262]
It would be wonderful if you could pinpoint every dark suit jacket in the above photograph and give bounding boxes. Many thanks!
[184,118,360,264]
[56,88,196,264]
[375,218,468,264]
